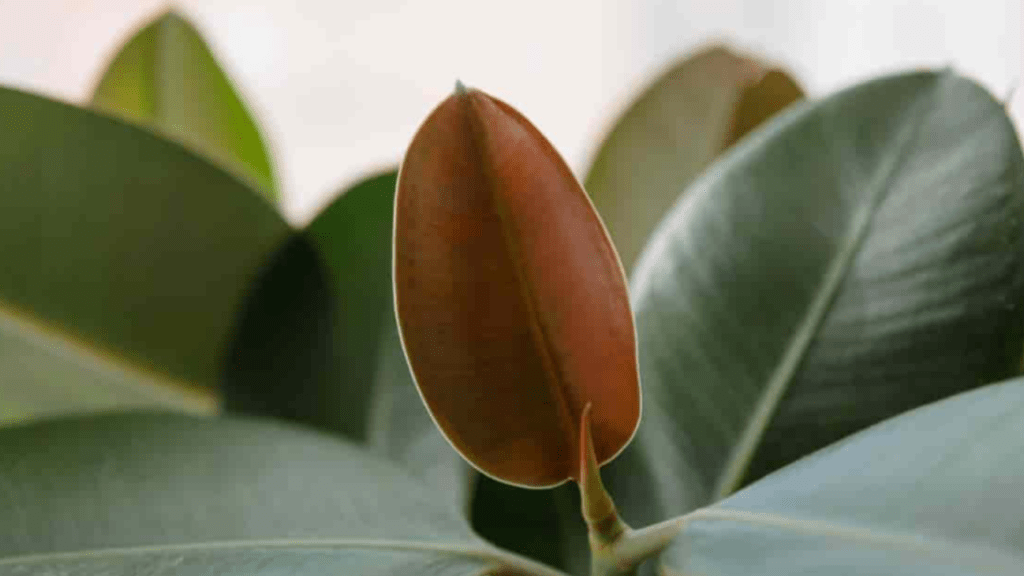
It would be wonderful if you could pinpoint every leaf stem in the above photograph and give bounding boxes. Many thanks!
[578,406,685,575]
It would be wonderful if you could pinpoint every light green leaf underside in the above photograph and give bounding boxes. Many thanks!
[611,69,1024,523]
[0,413,564,575]
[663,377,1024,574]
[91,11,277,200]
[0,87,287,424]
[584,45,802,273]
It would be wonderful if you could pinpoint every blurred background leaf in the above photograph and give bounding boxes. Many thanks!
[91,10,278,202]
[585,45,803,273]
[223,171,472,511]
[0,87,287,425]
[662,377,1024,574]
[606,69,1024,530]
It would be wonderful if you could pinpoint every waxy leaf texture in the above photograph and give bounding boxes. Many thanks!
[394,85,640,487]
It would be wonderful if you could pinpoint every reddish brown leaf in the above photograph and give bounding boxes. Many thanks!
[394,84,641,487]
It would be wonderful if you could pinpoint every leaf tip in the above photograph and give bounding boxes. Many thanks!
[155,4,190,25]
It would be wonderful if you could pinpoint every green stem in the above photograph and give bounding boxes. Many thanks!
[577,406,685,575]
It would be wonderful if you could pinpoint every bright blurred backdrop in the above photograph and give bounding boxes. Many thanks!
[3,0,1021,223]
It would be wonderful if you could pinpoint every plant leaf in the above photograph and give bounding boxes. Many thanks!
[394,85,640,488]
[366,308,475,512]
[222,171,472,509]
[0,412,564,576]
[471,478,581,572]
[661,377,1024,574]
[91,11,277,201]
[611,69,1024,523]
[222,234,351,431]
[584,45,802,273]
[306,171,403,442]
[0,87,288,424]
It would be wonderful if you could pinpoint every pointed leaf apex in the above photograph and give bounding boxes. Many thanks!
[156,7,189,24]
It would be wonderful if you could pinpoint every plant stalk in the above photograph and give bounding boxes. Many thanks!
[577,406,684,576]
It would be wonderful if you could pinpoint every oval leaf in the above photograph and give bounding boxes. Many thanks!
[0,87,288,424]
[91,11,277,201]
[394,85,640,487]
[0,413,562,576]
[585,45,803,273]
[663,377,1024,574]
[611,69,1024,523]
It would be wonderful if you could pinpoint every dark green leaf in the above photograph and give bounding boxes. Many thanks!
[91,11,277,201]
[306,171,400,441]
[222,234,351,433]
[662,378,1024,574]
[612,69,1024,523]
[584,45,802,273]
[0,413,563,576]
[0,87,288,424]
[222,171,471,508]
[471,478,580,573]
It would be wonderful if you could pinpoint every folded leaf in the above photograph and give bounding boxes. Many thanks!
[394,85,640,487]
[91,11,277,201]
[663,377,1024,574]
[0,412,564,576]
[585,45,802,273]
[0,87,288,424]
[611,69,1024,524]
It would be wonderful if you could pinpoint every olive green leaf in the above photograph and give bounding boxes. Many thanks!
[0,87,287,424]
[0,412,564,576]
[609,69,1024,526]
[91,11,277,201]
[585,45,802,273]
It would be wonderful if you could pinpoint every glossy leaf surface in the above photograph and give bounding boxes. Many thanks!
[0,413,562,576]
[0,87,287,423]
[663,378,1024,574]
[585,45,802,272]
[612,70,1024,523]
[394,86,640,487]
[92,11,277,200]
[222,172,471,508]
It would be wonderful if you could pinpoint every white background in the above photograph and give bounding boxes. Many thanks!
[3,1,1021,223]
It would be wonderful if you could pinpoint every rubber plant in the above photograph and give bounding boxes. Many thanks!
[2,9,1024,576]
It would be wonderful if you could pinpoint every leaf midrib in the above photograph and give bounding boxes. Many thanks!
[712,79,941,498]
[465,96,578,475]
